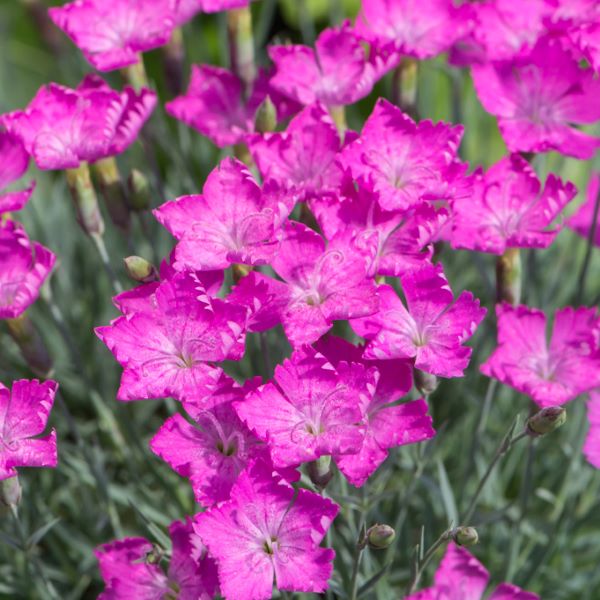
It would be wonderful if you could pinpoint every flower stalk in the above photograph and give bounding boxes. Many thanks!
[496,247,522,305]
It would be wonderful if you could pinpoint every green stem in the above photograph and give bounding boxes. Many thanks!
[406,529,452,595]
[349,523,367,600]
[575,184,600,304]
[91,232,124,295]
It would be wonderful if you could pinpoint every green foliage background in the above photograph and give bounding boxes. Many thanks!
[0,0,599,598]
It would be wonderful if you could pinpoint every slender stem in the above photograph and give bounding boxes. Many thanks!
[349,523,367,600]
[406,529,452,594]
[92,233,123,294]
[575,185,600,304]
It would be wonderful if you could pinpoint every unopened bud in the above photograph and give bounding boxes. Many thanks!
[92,157,131,232]
[414,369,438,396]
[124,256,159,284]
[307,455,333,490]
[6,313,53,377]
[366,524,396,550]
[65,162,105,236]
[254,96,277,134]
[526,406,566,437]
[452,526,479,547]
[0,476,22,508]
[127,169,152,212]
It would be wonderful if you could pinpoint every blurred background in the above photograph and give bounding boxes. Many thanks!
[0,0,599,598]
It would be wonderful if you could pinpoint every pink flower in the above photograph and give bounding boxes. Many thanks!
[48,0,174,71]
[568,172,600,247]
[248,103,343,203]
[4,76,156,170]
[150,373,267,506]
[312,177,449,277]
[0,379,58,481]
[0,221,55,320]
[96,519,218,599]
[315,336,435,486]
[451,154,577,254]
[268,23,398,107]
[267,221,379,346]
[339,99,467,212]
[95,272,246,402]
[0,130,34,214]
[472,38,600,159]
[235,346,373,468]
[352,265,486,378]
[154,158,293,271]
[355,0,472,59]
[166,66,300,148]
[481,304,600,407]
[194,460,338,600]
[182,0,250,14]
[406,543,538,600]
[584,391,600,469]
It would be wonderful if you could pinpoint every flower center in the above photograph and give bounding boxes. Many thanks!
[263,535,278,555]
[215,439,237,456]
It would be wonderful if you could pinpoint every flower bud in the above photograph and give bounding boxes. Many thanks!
[92,157,131,232]
[307,455,333,490]
[452,526,479,547]
[6,314,53,378]
[124,256,159,284]
[414,368,438,396]
[366,524,396,550]
[526,406,566,437]
[65,162,105,236]
[496,248,522,306]
[127,169,152,212]
[254,96,277,134]
[0,476,22,508]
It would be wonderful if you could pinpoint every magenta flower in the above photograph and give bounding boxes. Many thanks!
[194,460,338,600]
[352,265,486,378]
[95,272,246,402]
[339,99,467,212]
[472,38,600,159]
[177,0,250,16]
[313,177,449,277]
[235,346,373,468]
[0,221,55,320]
[154,158,293,271]
[96,519,218,599]
[584,391,600,469]
[48,0,174,71]
[406,543,538,600]
[0,379,58,481]
[0,130,34,214]
[150,373,267,506]
[269,23,398,108]
[248,103,343,203]
[4,76,156,170]
[451,154,577,254]
[568,172,600,247]
[267,220,379,346]
[315,336,435,486]
[355,0,472,59]
[481,304,600,407]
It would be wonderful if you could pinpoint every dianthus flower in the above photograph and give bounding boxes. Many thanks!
[406,543,538,600]
[48,0,175,71]
[175,0,250,20]
[339,99,468,212]
[0,130,34,214]
[472,38,600,159]
[451,154,577,254]
[235,347,373,468]
[96,519,218,599]
[150,373,267,506]
[194,460,338,600]
[95,272,246,401]
[247,103,343,203]
[312,177,449,277]
[0,379,58,480]
[355,0,472,59]
[268,23,398,107]
[154,158,293,271]
[584,391,600,469]
[315,336,435,486]
[0,221,55,320]
[262,220,379,346]
[568,172,600,247]
[352,265,486,378]
[481,304,600,407]
[4,75,156,170]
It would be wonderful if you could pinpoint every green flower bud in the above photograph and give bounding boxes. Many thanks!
[127,169,152,212]
[414,368,438,396]
[254,95,277,134]
[0,476,22,508]
[452,526,479,547]
[307,455,333,490]
[124,256,159,284]
[366,524,396,550]
[526,406,567,437]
